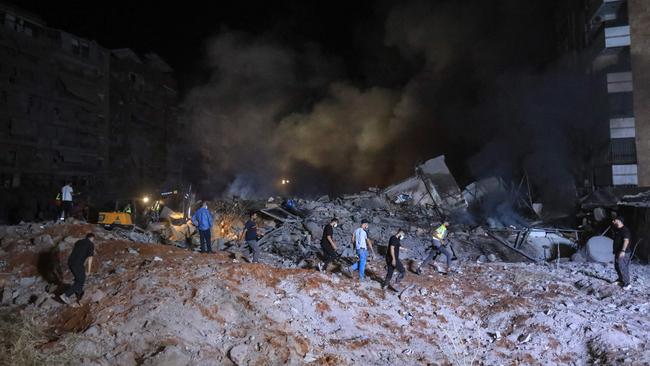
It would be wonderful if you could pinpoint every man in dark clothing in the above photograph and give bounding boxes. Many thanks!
[318,218,339,272]
[612,217,632,289]
[240,212,260,263]
[383,228,406,289]
[59,233,95,306]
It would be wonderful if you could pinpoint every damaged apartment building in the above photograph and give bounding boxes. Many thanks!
[583,0,650,187]
[0,3,179,222]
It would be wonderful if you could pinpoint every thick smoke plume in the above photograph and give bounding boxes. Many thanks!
[183,0,596,209]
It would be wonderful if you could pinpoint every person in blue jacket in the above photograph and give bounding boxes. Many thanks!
[191,201,214,253]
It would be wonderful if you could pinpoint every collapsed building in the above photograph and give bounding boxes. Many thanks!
[120,155,644,269]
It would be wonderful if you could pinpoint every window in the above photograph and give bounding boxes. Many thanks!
[608,92,633,118]
[607,72,633,93]
[610,117,635,138]
[610,138,637,165]
[612,164,638,186]
[605,25,631,48]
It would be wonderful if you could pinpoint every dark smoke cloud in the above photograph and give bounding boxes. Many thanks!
[181,31,339,197]
[183,0,595,209]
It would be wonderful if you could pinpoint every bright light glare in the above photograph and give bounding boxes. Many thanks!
[142,196,150,203]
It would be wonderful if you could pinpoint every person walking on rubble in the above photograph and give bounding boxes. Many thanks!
[240,212,261,263]
[383,228,406,290]
[347,219,374,281]
[611,217,632,290]
[59,233,95,307]
[318,218,339,272]
[416,221,453,275]
[191,201,214,254]
[59,181,74,221]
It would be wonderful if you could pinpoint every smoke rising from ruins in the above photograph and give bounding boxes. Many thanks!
[183,1,594,207]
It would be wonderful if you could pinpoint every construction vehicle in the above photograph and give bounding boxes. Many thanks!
[97,185,194,230]
[97,200,138,229]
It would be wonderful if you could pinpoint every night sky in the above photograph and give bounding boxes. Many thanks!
[17,0,386,91]
[17,0,559,91]
[15,1,590,205]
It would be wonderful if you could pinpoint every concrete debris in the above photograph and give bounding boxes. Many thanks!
[585,236,614,263]
[462,177,508,206]
[383,155,467,214]
[0,220,648,365]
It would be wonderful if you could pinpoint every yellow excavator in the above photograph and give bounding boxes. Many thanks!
[97,199,139,229]
[97,187,191,230]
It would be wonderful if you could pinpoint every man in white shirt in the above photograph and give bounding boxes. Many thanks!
[60,182,73,221]
[347,219,374,281]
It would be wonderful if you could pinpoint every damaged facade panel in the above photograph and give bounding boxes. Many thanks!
[384,155,467,215]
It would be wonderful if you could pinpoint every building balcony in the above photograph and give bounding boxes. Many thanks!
[612,164,638,186]
[610,117,635,138]
[607,71,633,93]
[589,24,631,72]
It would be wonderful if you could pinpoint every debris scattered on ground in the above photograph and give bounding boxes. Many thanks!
[0,222,648,365]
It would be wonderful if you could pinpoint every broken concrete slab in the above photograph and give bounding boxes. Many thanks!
[384,155,467,215]
[585,236,614,263]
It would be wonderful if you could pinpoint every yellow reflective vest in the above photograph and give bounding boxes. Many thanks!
[433,224,447,240]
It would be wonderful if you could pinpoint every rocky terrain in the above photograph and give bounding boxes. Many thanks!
[1,222,649,365]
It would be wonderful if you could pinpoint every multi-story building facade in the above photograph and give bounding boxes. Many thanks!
[586,0,650,187]
[0,3,111,220]
[108,49,179,198]
[0,3,179,222]
[628,0,650,187]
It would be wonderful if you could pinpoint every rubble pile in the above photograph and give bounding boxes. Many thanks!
[0,224,649,365]
[144,192,534,269]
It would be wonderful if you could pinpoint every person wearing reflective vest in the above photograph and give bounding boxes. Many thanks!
[416,221,453,274]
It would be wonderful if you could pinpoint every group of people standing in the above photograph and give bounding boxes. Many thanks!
[318,217,454,290]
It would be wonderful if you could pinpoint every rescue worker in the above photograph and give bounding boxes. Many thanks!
[191,201,214,253]
[416,221,453,274]
[383,228,406,290]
